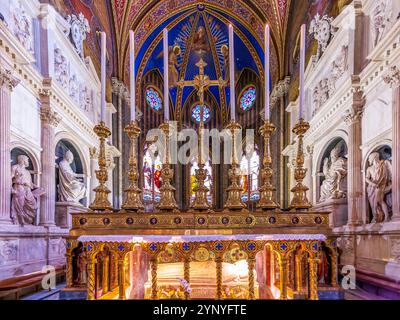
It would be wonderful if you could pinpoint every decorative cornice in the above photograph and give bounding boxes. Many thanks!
[40,107,61,127]
[0,67,20,91]
[383,65,400,88]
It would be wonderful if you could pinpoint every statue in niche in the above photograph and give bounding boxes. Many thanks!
[366,152,392,223]
[58,150,86,203]
[73,242,87,286]
[11,155,44,225]
[319,143,348,203]
[193,26,210,55]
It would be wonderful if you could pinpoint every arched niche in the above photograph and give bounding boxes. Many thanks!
[55,139,87,206]
[364,144,392,224]
[11,147,39,185]
[316,138,348,203]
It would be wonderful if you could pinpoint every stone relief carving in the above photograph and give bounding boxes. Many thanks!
[366,152,392,223]
[0,240,18,266]
[54,47,69,90]
[391,239,400,262]
[372,0,392,48]
[69,74,79,103]
[79,86,93,112]
[309,13,336,63]
[65,13,90,59]
[58,150,86,204]
[383,65,400,88]
[338,237,354,255]
[12,1,34,53]
[312,46,348,116]
[319,141,348,203]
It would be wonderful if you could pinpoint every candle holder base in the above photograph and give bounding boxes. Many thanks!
[89,122,113,211]
[290,119,312,210]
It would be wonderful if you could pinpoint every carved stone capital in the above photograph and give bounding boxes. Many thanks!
[343,107,364,125]
[89,147,98,160]
[383,65,400,88]
[111,78,129,98]
[0,67,20,91]
[40,108,61,127]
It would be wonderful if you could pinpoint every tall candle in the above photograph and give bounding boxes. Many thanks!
[229,24,235,122]
[299,24,306,120]
[163,28,169,121]
[100,32,106,123]
[129,30,136,122]
[264,25,270,121]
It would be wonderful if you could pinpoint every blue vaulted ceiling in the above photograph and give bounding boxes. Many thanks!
[135,4,266,111]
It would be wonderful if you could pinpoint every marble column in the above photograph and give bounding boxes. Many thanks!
[343,77,365,226]
[89,147,99,205]
[39,88,61,227]
[0,67,20,224]
[384,66,400,222]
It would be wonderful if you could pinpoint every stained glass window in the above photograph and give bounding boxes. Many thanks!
[190,159,213,204]
[191,104,211,123]
[239,86,257,111]
[240,149,260,202]
[143,144,162,205]
[145,87,163,111]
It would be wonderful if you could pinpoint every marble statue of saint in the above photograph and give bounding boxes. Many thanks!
[366,152,392,223]
[11,155,42,225]
[319,144,347,202]
[58,150,86,203]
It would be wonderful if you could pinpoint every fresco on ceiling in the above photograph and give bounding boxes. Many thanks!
[136,4,265,115]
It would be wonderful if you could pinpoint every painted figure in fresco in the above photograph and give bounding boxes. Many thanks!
[154,164,162,189]
[11,155,43,225]
[169,45,181,87]
[366,152,392,223]
[193,26,209,54]
[58,150,86,203]
[317,244,330,285]
[221,44,229,82]
[319,144,347,202]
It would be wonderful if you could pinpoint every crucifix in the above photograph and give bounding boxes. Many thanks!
[178,58,227,210]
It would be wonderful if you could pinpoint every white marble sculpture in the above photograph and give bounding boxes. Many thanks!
[309,13,335,62]
[12,1,33,53]
[54,47,69,90]
[69,74,79,103]
[11,155,41,225]
[65,13,90,59]
[319,143,348,202]
[372,0,392,47]
[58,150,86,203]
[366,152,392,223]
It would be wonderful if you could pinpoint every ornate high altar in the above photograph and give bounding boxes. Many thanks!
[63,26,339,301]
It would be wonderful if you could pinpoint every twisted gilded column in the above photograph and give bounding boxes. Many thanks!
[215,257,223,300]
[247,258,256,300]
[0,67,20,224]
[150,258,158,300]
[308,256,319,300]
[295,254,302,293]
[279,256,288,300]
[102,255,109,295]
[87,257,96,300]
[384,66,400,222]
[330,251,338,287]
[118,258,125,300]
[184,257,191,300]
[39,86,61,226]
[343,76,365,226]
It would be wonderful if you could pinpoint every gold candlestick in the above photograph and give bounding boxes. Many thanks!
[224,121,246,210]
[191,122,211,210]
[89,122,112,211]
[122,121,144,211]
[157,122,179,211]
[258,120,280,210]
[290,118,312,210]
